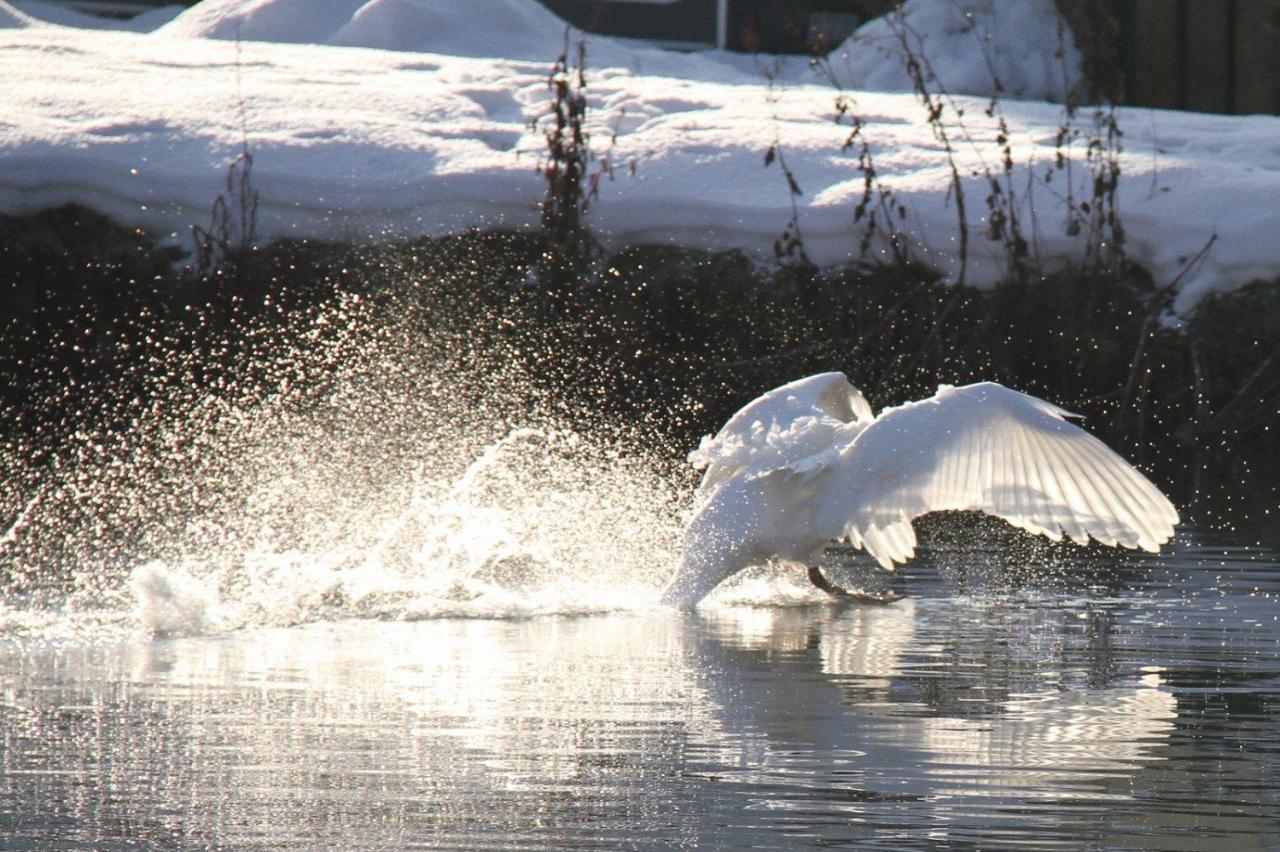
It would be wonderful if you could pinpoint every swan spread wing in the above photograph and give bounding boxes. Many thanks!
[817,382,1180,569]
[690,372,874,494]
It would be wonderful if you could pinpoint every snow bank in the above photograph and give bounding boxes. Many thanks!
[13,1,185,32]
[156,0,738,78]
[158,0,381,45]
[332,0,572,59]
[159,0,571,61]
[829,0,1084,103]
[0,0,1277,310]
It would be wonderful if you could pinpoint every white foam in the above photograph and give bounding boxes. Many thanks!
[130,561,221,637]
[103,426,683,635]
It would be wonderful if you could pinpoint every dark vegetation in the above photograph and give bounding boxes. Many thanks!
[537,34,598,285]
[1,204,1276,512]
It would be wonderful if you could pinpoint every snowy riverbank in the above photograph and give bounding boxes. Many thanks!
[2,0,1280,310]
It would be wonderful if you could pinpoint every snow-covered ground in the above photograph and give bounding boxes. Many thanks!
[3,0,1279,310]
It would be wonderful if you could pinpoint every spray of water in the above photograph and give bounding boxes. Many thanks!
[0,275,687,637]
[2,248,1191,638]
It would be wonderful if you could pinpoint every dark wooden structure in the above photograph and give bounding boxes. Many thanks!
[539,0,720,51]
[539,0,891,53]
[1122,0,1280,114]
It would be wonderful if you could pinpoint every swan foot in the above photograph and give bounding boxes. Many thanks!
[806,566,902,604]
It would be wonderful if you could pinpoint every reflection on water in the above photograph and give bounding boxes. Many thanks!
[2,534,1278,848]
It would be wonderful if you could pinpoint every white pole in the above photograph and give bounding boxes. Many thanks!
[716,0,728,50]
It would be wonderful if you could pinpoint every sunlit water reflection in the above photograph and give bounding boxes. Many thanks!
[2,530,1277,849]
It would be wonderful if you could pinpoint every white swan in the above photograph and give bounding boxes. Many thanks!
[661,373,1179,606]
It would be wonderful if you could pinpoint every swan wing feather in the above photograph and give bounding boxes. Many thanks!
[692,372,874,492]
[819,383,1179,569]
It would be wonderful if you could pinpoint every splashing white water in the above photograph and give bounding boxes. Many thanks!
[0,287,688,637]
[130,561,219,637]
[111,425,683,635]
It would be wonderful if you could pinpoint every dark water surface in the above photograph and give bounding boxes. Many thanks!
[1,529,1278,850]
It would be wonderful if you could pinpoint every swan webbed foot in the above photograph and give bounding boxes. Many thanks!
[806,566,903,604]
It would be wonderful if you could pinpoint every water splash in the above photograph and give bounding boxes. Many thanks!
[103,423,683,634]
[130,561,219,637]
[0,285,686,637]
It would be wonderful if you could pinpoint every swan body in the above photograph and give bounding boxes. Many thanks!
[661,373,1179,607]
